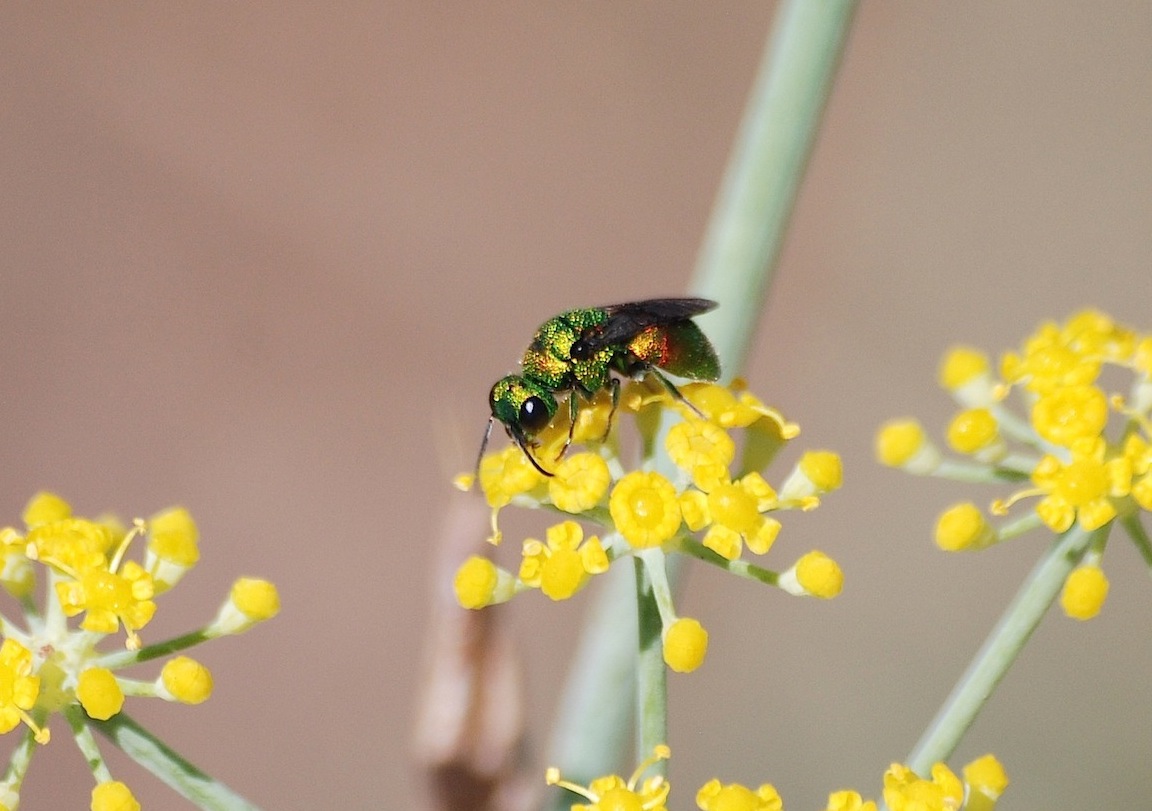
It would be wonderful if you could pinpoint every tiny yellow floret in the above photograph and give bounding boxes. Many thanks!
[148,507,200,566]
[794,551,843,599]
[0,639,40,736]
[609,471,682,549]
[22,491,72,528]
[824,790,878,811]
[1030,384,1109,447]
[934,502,996,552]
[91,780,140,811]
[454,556,500,609]
[875,420,939,473]
[160,656,214,704]
[77,668,124,720]
[946,409,1000,454]
[800,450,843,492]
[1060,564,1109,620]
[696,778,782,811]
[549,453,611,514]
[231,577,280,621]
[663,617,708,674]
[963,754,1009,800]
[939,346,990,390]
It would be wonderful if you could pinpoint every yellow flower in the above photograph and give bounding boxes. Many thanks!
[946,408,1003,459]
[454,556,502,609]
[824,791,878,811]
[1060,564,1109,620]
[77,668,124,720]
[696,778,782,811]
[883,762,962,811]
[962,754,1009,801]
[609,471,682,549]
[547,746,671,811]
[939,346,997,407]
[519,521,608,601]
[158,656,214,705]
[21,491,72,528]
[935,503,996,552]
[56,561,157,646]
[91,781,140,811]
[790,551,844,599]
[875,419,941,474]
[478,446,545,510]
[548,453,611,513]
[694,474,781,561]
[146,507,200,593]
[0,640,42,740]
[1030,384,1109,447]
[666,419,735,475]
[663,617,708,674]
[779,450,843,508]
[1031,437,1130,532]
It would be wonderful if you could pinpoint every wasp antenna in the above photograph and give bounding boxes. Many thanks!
[474,417,495,484]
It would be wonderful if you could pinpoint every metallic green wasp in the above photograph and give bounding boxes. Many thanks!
[479,298,721,476]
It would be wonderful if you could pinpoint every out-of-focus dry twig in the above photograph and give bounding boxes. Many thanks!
[413,499,536,811]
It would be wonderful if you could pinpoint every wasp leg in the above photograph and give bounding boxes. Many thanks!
[555,392,580,462]
[649,368,706,419]
[602,376,621,442]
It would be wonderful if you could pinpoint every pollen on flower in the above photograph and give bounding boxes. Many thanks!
[696,778,782,811]
[548,452,611,514]
[91,781,140,811]
[663,617,708,674]
[609,471,683,549]
[1060,564,1109,620]
[935,502,996,552]
[159,656,214,705]
[76,668,124,721]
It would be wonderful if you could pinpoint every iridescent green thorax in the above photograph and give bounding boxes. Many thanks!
[521,307,613,394]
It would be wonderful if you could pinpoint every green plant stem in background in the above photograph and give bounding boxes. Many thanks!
[634,557,668,771]
[906,524,1099,773]
[542,0,857,799]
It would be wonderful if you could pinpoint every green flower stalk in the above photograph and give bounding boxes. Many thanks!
[0,492,279,811]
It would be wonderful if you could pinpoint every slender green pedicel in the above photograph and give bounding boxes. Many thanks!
[479,298,721,476]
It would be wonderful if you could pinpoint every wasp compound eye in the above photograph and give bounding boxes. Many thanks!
[570,338,592,361]
[518,396,551,432]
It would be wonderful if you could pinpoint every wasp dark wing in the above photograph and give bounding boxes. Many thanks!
[581,298,717,350]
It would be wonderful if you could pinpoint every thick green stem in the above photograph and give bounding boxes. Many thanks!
[542,0,856,797]
[906,524,1099,772]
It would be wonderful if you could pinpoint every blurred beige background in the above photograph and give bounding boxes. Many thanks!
[2,3,1150,809]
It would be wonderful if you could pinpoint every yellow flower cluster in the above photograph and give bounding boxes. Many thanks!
[545,749,1007,811]
[456,380,845,673]
[0,492,280,809]
[877,310,1152,619]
